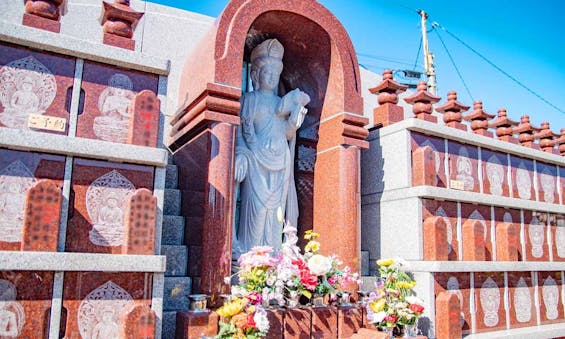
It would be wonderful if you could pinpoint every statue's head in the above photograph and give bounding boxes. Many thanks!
[250,39,284,91]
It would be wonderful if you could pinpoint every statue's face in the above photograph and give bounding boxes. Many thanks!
[257,62,282,92]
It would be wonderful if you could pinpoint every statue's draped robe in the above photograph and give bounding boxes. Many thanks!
[234,91,298,255]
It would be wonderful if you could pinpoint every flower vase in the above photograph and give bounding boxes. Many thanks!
[339,292,352,306]
[402,323,418,337]
[380,326,394,339]
[287,293,300,308]
[311,294,326,307]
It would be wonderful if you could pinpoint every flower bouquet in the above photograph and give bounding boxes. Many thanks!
[216,297,269,339]
[366,258,425,336]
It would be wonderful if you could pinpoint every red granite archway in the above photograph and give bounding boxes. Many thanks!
[169,0,368,301]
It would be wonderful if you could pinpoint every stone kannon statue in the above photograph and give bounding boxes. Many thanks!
[233,39,310,256]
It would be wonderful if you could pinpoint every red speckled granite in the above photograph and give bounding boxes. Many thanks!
[62,272,152,339]
[447,141,479,193]
[0,42,75,135]
[434,272,472,334]
[21,179,61,252]
[523,210,549,261]
[22,0,64,32]
[507,272,536,329]
[481,149,510,197]
[65,158,154,254]
[422,199,459,261]
[435,292,462,339]
[121,188,156,255]
[76,61,158,146]
[461,204,492,260]
[537,271,564,325]
[411,133,447,188]
[0,149,65,250]
[0,271,54,339]
[120,303,156,339]
[473,272,506,333]
[509,156,535,201]
[536,162,559,205]
[172,0,367,300]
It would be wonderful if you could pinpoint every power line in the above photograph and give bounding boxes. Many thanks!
[436,24,564,115]
[434,26,474,102]
[413,36,422,71]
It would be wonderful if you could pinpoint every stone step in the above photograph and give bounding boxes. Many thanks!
[165,164,178,189]
[163,276,192,311]
[162,311,177,339]
[163,188,181,216]
[162,245,188,277]
[162,215,185,245]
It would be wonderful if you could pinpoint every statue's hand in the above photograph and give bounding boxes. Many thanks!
[234,154,248,182]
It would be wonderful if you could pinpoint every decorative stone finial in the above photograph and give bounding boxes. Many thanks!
[101,0,144,50]
[558,128,565,156]
[462,101,495,137]
[23,0,65,33]
[513,115,539,148]
[403,81,441,123]
[488,108,519,142]
[368,70,408,127]
[435,91,470,131]
[534,121,559,153]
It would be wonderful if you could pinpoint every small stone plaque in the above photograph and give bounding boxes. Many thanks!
[28,114,67,132]
[450,180,465,190]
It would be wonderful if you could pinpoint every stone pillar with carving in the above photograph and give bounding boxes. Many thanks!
[23,0,65,33]
[100,0,144,50]
[533,122,559,154]
[462,101,494,137]
[403,81,441,123]
[488,108,519,143]
[514,115,539,148]
[559,128,565,156]
[369,70,408,128]
[435,91,470,131]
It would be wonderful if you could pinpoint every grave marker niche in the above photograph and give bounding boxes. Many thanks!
[122,188,156,255]
[127,90,160,147]
[21,179,61,251]
[119,304,156,339]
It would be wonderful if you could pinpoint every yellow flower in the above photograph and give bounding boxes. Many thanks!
[305,240,320,253]
[304,230,320,240]
[397,281,412,289]
[377,258,394,267]
[216,298,246,318]
[369,299,386,313]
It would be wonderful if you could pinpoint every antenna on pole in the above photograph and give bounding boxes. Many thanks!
[419,9,437,95]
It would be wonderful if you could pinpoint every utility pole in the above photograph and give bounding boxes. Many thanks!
[419,9,437,95]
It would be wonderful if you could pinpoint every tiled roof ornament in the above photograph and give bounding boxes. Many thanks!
[488,109,519,143]
[534,122,559,153]
[100,0,144,50]
[369,70,408,127]
[403,81,441,123]
[435,90,469,131]
[23,0,65,33]
[463,101,495,137]
[514,115,539,148]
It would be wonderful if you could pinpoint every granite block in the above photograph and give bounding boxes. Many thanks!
[0,149,65,250]
[66,158,154,254]
[162,245,188,277]
[162,215,185,245]
[448,141,479,192]
[510,156,535,201]
[162,311,177,339]
[434,272,471,334]
[537,271,564,325]
[537,162,559,204]
[481,149,510,197]
[461,204,492,260]
[163,277,191,311]
[62,272,153,339]
[360,250,369,276]
[435,292,462,339]
[411,132,447,188]
[474,272,506,332]
[76,60,159,146]
[165,164,178,189]
[422,199,459,261]
[0,42,75,135]
[122,188,157,255]
[311,306,337,339]
[507,272,536,328]
[175,310,219,339]
[523,210,549,261]
[551,214,565,261]
[164,188,181,216]
[120,303,156,339]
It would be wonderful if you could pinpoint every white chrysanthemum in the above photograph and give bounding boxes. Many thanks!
[254,308,270,333]
[405,296,424,305]
[307,254,332,276]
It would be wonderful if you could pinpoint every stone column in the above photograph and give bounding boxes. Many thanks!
[514,115,538,148]
[170,83,240,305]
[435,91,470,131]
[488,108,519,143]
[369,70,408,128]
[534,121,558,153]
[23,0,64,33]
[462,101,494,137]
[403,81,441,123]
[314,112,368,279]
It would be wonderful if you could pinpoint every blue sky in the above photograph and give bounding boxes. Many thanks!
[150,0,564,128]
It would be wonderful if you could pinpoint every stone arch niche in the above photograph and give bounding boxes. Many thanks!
[169,0,368,302]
